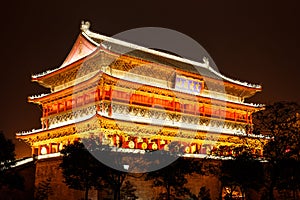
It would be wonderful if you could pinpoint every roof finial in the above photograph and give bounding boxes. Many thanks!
[202,56,209,67]
[80,21,91,32]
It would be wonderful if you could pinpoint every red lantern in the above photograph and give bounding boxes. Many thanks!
[148,143,158,150]
[125,141,135,149]
[137,142,148,150]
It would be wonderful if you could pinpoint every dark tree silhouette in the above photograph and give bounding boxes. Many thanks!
[219,145,264,200]
[276,159,300,199]
[59,141,103,200]
[0,131,24,190]
[102,167,127,200]
[197,186,211,200]
[35,177,53,200]
[120,180,138,200]
[83,137,130,200]
[189,186,211,200]
[60,139,137,200]
[145,157,205,200]
[253,101,300,199]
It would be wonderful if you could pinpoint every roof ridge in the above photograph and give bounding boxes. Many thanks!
[81,21,261,89]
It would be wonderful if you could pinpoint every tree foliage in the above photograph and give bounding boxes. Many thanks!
[253,101,300,199]
[59,141,103,200]
[219,145,264,200]
[59,139,137,200]
[145,157,205,200]
[197,186,211,200]
[35,178,53,200]
[0,131,24,190]
[120,180,138,200]
[189,186,211,200]
[253,102,300,161]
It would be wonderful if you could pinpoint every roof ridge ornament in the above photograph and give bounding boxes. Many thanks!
[80,21,91,32]
[202,56,209,67]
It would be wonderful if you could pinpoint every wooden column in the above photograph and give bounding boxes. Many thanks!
[101,88,106,112]
[172,98,175,111]
[38,146,42,155]
[45,119,49,129]
[64,101,67,111]
[31,146,35,156]
[57,143,60,152]
[109,86,112,116]
[49,143,52,154]
[96,88,100,101]
[83,94,86,105]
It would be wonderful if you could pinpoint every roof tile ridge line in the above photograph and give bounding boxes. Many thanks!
[83,28,261,89]
[84,29,210,68]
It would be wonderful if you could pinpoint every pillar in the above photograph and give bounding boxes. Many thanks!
[42,120,44,129]
[109,86,112,116]
[64,101,67,111]
[32,146,35,156]
[49,143,52,154]
[57,142,60,152]
[38,145,42,155]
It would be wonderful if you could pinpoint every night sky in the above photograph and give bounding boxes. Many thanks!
[1,0,299,158]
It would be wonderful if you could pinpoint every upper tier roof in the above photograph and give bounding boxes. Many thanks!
[32,21,262,90]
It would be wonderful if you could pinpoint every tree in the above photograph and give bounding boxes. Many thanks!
[83,137,130,200]
[120,181,138,200]
[0,131,24,190]
[59,141,103,200]
[102,167,127,200]
[35,177,53,200]
[189,186,211,200]
[276,159,300,199]
[197,186,211,200]
[219,145,264,200]
[60,139,136,200]
[253,101,300,199]
[145,156,204,200]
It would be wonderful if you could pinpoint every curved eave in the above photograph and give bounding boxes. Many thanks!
[16,113,98,138]
[28,70,263,111]
[31,33,99,87]
[28,70,103,104]
[31,55,86,88]
[16,113,267,141]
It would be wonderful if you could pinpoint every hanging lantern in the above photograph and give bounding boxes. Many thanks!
[163,144,169,151]
[184,146,191,154]
[126,141,135,149]
[41,146,48,155]
[148,143,158,150]
[137,142,148,150]
[190,144,196,154]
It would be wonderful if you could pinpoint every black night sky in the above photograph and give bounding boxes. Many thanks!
[0,0,299,158]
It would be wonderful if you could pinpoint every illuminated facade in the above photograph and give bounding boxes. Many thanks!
[17,21,266,158]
